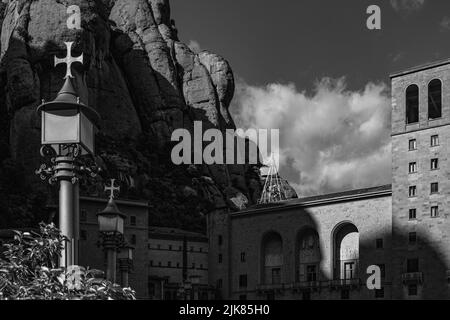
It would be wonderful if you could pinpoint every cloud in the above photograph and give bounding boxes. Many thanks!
[390,0,425,13]
[187,40,202,53]
[440,16,450,31]
[231,77,392,197]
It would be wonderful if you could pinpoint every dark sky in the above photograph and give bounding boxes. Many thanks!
[171,0,450,91]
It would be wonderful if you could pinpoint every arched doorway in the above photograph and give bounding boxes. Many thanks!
[333,223,359,281]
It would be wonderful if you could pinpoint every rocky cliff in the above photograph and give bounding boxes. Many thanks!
[0,0,261,231]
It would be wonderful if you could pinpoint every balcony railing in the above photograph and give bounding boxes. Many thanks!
[401,272,423,284]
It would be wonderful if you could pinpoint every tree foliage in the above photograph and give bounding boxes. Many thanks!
[0,223,135,300]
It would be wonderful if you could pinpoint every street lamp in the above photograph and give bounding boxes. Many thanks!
[118,244,134,287]
[97,179,125,283]
[35,42,100,268]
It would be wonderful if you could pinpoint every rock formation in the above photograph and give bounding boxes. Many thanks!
[0,0,261,231]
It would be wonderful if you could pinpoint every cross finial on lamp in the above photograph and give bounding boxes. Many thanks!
[105,179,120,200]
[54,41,84,79]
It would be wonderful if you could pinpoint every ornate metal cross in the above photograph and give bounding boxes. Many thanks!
[105,179,120,200]
[54,41,84,79]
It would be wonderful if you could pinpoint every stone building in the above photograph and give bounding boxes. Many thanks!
[77,197,212,300]
[207,59,450,300]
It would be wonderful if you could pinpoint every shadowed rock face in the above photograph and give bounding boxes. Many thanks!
[0,0,261,230]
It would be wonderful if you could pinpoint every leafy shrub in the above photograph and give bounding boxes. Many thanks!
[0,223,135,300]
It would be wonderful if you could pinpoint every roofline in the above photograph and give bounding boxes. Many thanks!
[232,185,392,218]
[80,196,149,207]
[390,58,450,79]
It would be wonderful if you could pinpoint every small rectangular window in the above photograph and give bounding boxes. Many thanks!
[408,284,418,296]
[409,209,417,220]
[375,288,385,299]
[431,206,439,218]
[341,289,350,300]
[239,274,248,288]
[192,263,196,269]
[130,216,136,226]
[378,264,386,279]
[150,260,153,266]
[80,209,87,222]
[168,261,171,267]
[431,158,439,170]
[431,182,439,194]
[407,258,419,273]
[409,186,417,198]
[431,135,439,147]
[169,245,172,250]
[408,162,417,173]
[409,232,417,244]
[218,254,223,263]
[218,235,223,246]
[80,230,87,240]
[376,238,383,249]
[216,279,223,289]
[306,265,317,282]
[131,234,136,245]
[240,252,246,262]
[409,139,417,151]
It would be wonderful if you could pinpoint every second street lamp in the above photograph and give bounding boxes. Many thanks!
[97,180,125,283]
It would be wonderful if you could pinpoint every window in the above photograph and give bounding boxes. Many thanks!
[409,162,417,173]
[431,135,439,147]
[192,263,195,269]
[409,139,417,151]
[80,230,87,240]
[428,79,442,120]
[378,264,386,279]
[150,260,153,266]
[218,235,223,246]
[306,265,317,282]
[409,232,417,245]
[131,234,136,245]
[375,288,385,299]
[408,284,418,296]
[341,289,350,300]
[200,264,203,269]
[409,209,417,220]
[168,261,171,267]
[190,246,194,252]
[431,182,439,194]
[431,206,439,218]
[218,254,223,263]
[376,238,383,249]
[176,262,180,268]
[239,274,247,288]
[216,279,223,289]
[271,268,281,284]
[431,158,439,170]
[406,84,419,124]
[80,209,87,222]
[240,252,246,262]
[169,245,172,250]
[407,258,419,273]
[409,186,417,198]
[158,262,162,267]
[130,216,136,226]
[157,244,161,250]
[199,247,202,252]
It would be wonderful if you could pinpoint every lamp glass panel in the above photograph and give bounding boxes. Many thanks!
[43,110,79,144]
[80,112,95,155]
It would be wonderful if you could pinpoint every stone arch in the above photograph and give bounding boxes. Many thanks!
[331,221,359,280]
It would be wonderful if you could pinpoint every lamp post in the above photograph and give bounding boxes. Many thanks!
[118,244,134,287]
[35,42,100,268]
[97,179,125,283]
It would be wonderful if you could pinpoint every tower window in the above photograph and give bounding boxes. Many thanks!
[240,252,246,262]
[130,216,136,226]
[408,162,417,174]
[218,235,223,246]
[408,284,418,296]
[409,209,417,220]
[431,135,439,147]
[239,274,248,288]
[408,139,417,151]
[431,206,439,218]
[218,254,223,263]
[428,79,442,120]
[406,84,419,124]
[376,238,384,249]
[407,258,419,273]
[131,234,136,245]
[431,182,439,194]
[409,186,417,198]
[431,158,439,170]
[409,232,417,245]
